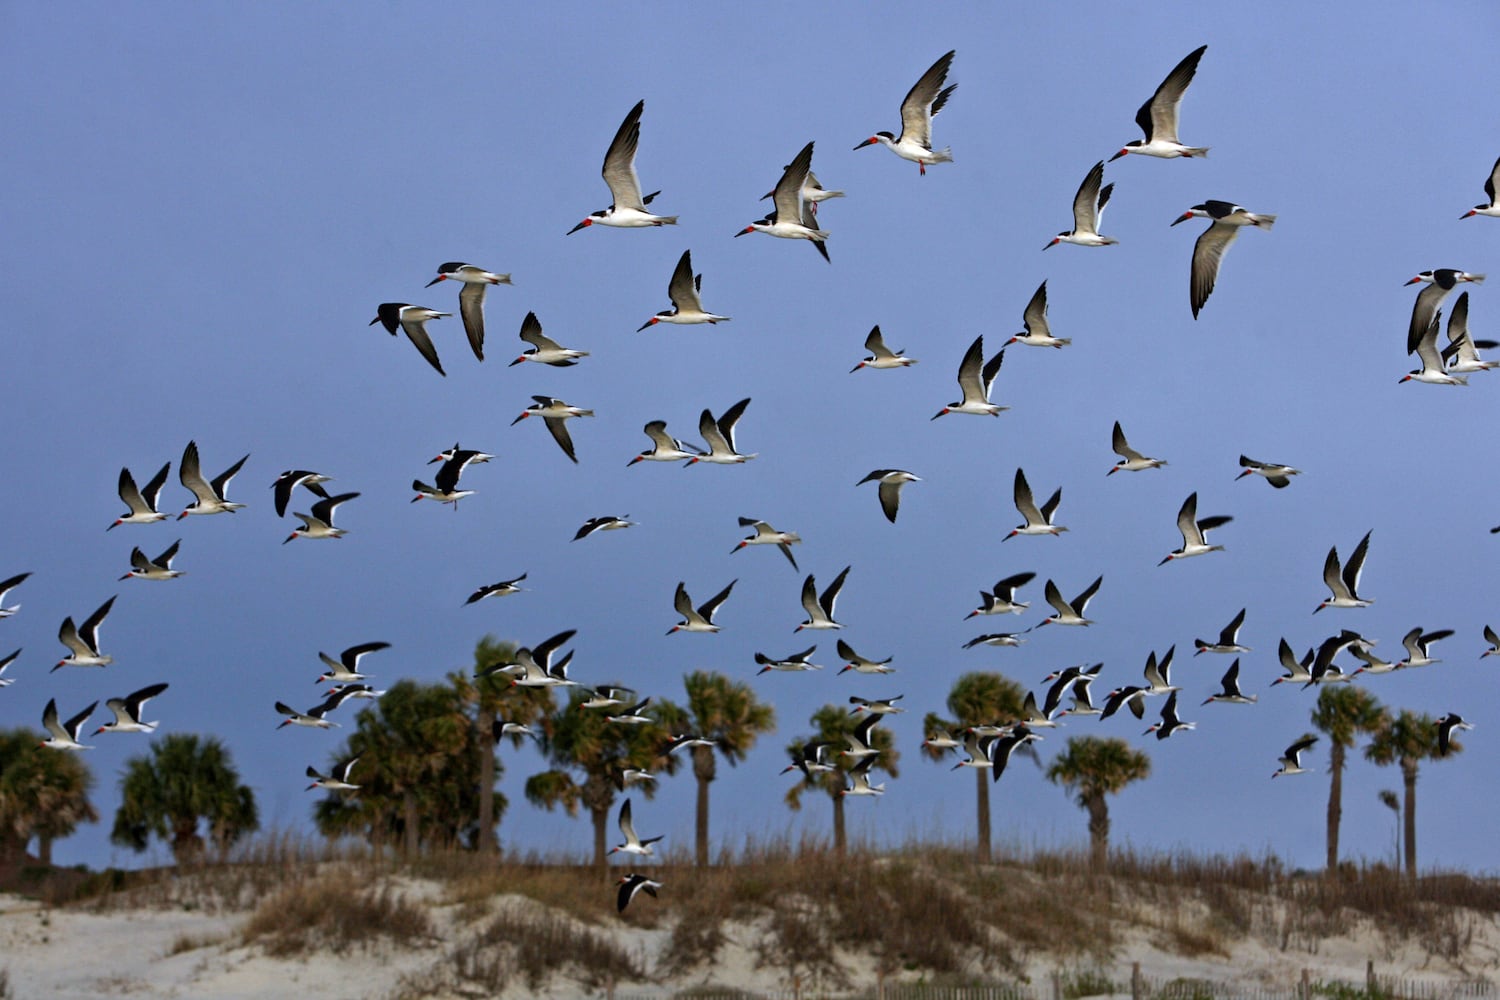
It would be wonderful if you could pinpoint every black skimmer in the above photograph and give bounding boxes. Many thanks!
[54,595,115,670]
[1171,201,1276,318]
[627,420,704,466]
[270,469,332,519]
[781,740,837,777]
[965,571,1035,618]
[512,396,593,464]
[1159,492,1231,565]
[754,645,822,674]
[1396,627,1453,668]
[922,726,966,755]
[853,49,956,175]
[1304,631,1364,688]
[1402,308,1467,385]
[0,649,18,688]
[1273,735,1318,778]
[370,303,451,376]
[1460,156,1500,219]
[842,754,886,796]
[577,686,633,712]
[851,326,917,371]
[120,540,182,580]
[509,311,589,367]
[509,633,580,690]
[795,565,849,632]
[465,574,527,605]
[93,682,169,735]
[608,798,662,856]
[614,768,655,790]
[1108,421,1167,474]
[1100,685,1147,721]
[638,250,731,330]
[663,734,717,755]
[1483,625,1500,658]
[307,756,361,792]
[731,518,800,569]
[1007,281,1070,348]
[962,631,1028,649]
[736,142,829,250]
[177,440,248,518]
[109,463,171,529]
[1044,160,1116,248]
[1195,608,1249,655]
[315,641,390,685]
[428,444,494,467]
[1315,530,1373,613]
[1042,663,1102,718]
[952,731,998,770]
[493,719,537,742]
[1141,647,1180,696]
[1110,45,1209,161]
[1442,293,1499,373]
[568,101,676,234]
[1271,639,1315,687]
[1405,270,1485,357]
[762,168,844,213]
[1017,691,1056,729]
[932,335,1006,418]
[989,726,1042,783]
[849,694,904,716]
[1201,659,1257,706]
[275,696,343,729]
[685,398,755,464]
[1350,644,1399,678]
[284,492,359,543]
[39,698,96,750]
[667,579,736,634]
[412,449,483,506]
[856,469,920,523]
[840,713,883,760]
[1055,680,1103,719]
[603,697,653,725]
[836,639,894,675]
[425,262,510,361]
[1037,576,1102,627]
[573,515,636,541]
[1237,455,1301,489]
[1145,691,1194,740]
[0,572,30,618]
[616,873,661,913]
[1436,714,1474,756]
[1007,468,1066,540]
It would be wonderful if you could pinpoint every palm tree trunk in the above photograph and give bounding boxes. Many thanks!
[1402,758,1418,878]
[37,834,52,866]
[591,804,609,869]
[402,790,419,857]
[974,766,991,862]
[1085,790,1109,872]
[1325,741,1345,872]
[692,745,715,868]
[477,710,497,853]
[830,787,846,856]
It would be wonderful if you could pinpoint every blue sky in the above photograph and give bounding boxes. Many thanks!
[4,2,1499,872]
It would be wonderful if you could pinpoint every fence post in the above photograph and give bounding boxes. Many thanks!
[1132,962,1143,1000]
[1367,959,1376,996]
[1301,968,1311,1000]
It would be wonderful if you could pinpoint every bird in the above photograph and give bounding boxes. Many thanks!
[795,566,850,632]
[663,734,718,755]
[1194,608,1249,655]
[574,515,636,541]
[1158,492,1231,565]
[509,312,589,367]
[1396,627,1453,668]
[1141,647,1180,696]
[370,303,452,376]
[1007,281,1070,348]
[850,694,904,715]
[1442,292,1499,373]
[616,873,661,913]
[627,420,704,466]
[275,696,343,729]
[932,335,1006,418]
[1055,681,1103,719]
[781,740,837,777]
[838,714,885,763]
[512,396,594,464]
[607,798,662,857]
[988,726,1042,783]
[1236,455,1301,489]
[271,470,332,519]
[1483,625,1500,659]
[412,450,483,507]
[411,478,474,507]
[1201,659,1258,706]
[0,649,18,688]
[1108,422,1167,474]
[962,631,1028,649]
[1041,663,1102,718]
[965,571,1036,619]
[856,469,920,523]
[1459,156,1500,219]
[569,101,676,234]
[1304,630,1365,688]
[1109,45,1209,161]
[1006,468,1067,540]
[1349,644,1400,678]
[735,142,829,246]
[306,757,361,792]
[1405,270,1486,357]
[493,719,537,742]
[921,726,966,755]
[731,518,800,569]
[1037,576,1102,627]
[0,572,31,618]
[508,635,580,690]
[1437,714,1474,756]
[686,398,755,464]
[599,696,652,726]
[1170,201,1276,318]
[761,168,844,214]
[637,250,731,330]
[1044,160,1116,249]
[577,686,634,712]
[425,262,510,361]
[952,731,999,770]
[93,682,169,735]
[852,50,956,175]
[1273,736,1318,778]
[614,769,656,791]
[39,698,96,751]
[177,440,248,518]
[1271,639,1315,687]
[1145,692,1195,740]
[850,326,917,371]
[120,540,183,580]
[109,463,171,529]
[54,595,116,670]
[1314,530,1373,613]
[842,754,886,796]
[427,444,494,468]
[284,492,359,543]
[667,579,736,634]
[315,641,391,685]
[465,574,527,605]
[1401,308,1468,386]
[836,639,894,675]
[755,645,822,674]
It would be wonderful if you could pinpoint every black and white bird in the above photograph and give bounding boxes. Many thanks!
[1401,308,1468,386]
[1459,156,1500,219]
[988,726,1042,783]
[1100,686,1147,721]
[627,420,703,466]
[962,631,1028,649]
[853,50,956,175]
[731,518,800,569]
[0,573,29,619]
[1194,608,1249,655]
[568,100,676,233]
[1039,663,1101,718]
[686,398,756,464]
[1483,625,1500,659]
[1314,530,1373,612]
[512,397,594,464]
[1170,201,1276,318]
[307,756,361,792]
[638,250,731,330]
[755,645,822,674]
[1271,639,1315,687]
[0,649,18,688]
[932,335,1006,418]
[120,541,183,581]
[1006,468,1066,540]
[574,515,636,541]
[55,595,116,670]
[316,642,391,685]
[465,574,527,605]
[1396,627,1453,668]
[1007,281,1070,348]
[965,571,1035,619]
[275,696,344,729]
[509,311,589,367]
[93,682,169,735]
[1108,422,1167,474]
[736,142,829,251]
[1442,293,1499,373]
[1141,647,1180,696]
[1436,714,1474,756]
[370,303,452,376]
[842,754,887,796]
[109,463,171,529]
[40,698,96,750]
[849,694,904,716]
[1273,736,1318,778]
[857,469,921,523]
[608,798,663,856]
[1109,45,1209,161]
[1158,492,1231,565]
[425,262,511,362]
[412,450,480,506]
[836,639,894,675]
[604,697,654,726]
[850,326,918,371]
[795,566,850,632]
[178,440,248,518]
[1037,576,1102,627]
[1201,660,1257,706]
[1405,270,1486,357]
[284,492,359,543]
[1237,455,1300,489]
[616,873,661,913]
[1144,691,1194,740]
[667,579,736,634]
[271,469,332,519]
[1044,160,1116,249]
[781,740,837,777]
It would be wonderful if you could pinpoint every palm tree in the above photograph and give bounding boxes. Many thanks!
[1046,735,1151,872]
[920,672,1025,861]
[1310,686,1385,872]
[783,704,899,855]
[0,729,98,864]
[1365,709,1450,877]
[111,733,257,863]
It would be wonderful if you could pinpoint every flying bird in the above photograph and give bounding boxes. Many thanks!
[1442,293,1499,373]
[1194,608,1249,655]
[425,262,510,361]
[616,873,661,913]
[1108,422,1167,474]
[796,566,850,632]
[93,682,169,735]
[509,312,589,367]
[754,645,822,674]
[857,469,920,523]
[284,492,359,543]
[1006,468,1066,540]
[1401,308,1468,386]
[370,303,451,376]
[271,470,332,519]
[1044,160,1116,248]
[307,757,361,792]
[731,518,800,569]
[574,515,636,541]
[1273,736,1318,778]
[178,440,248,518]
[1201,660,1257,706]
[1170,201,1276,318]
[1459,156,1500,219]
[316,642,391,685]
[608,799,663,856]
[853,50,956,175]
[1158,492,1231,564]
[40,698,96,750]
[465,574,527,605]
[1314,530,1373,613]
[1437,714,1474,756]
[120,540,183,580]
[0,649,18,688]
[568,100,676,233]
[1144,691,1194,740]
[1037,576,1102,627]
[1236,455,1300,489]
[512,397,594,464]
[965,571,1035,618]
[55,595,116,670]
[109,463,171,529]
[685,398,755,464]
[836,639,894,675]
[932,335,1006,418]
[667,579,736,634]
[1405,270,1485,357]
[0,573,29,618]
[1396,627,1453,668]
[851,326,918,371]
[638,250,731,330]
[736,142,829,254]
[1007,281,1069,348]
[1110,45,1209,161]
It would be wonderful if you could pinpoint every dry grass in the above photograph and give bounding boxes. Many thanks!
[241,876,435,957]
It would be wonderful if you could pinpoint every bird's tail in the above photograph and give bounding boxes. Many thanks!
[1253,214,1278,231]
[1182,146,1210,158]
[931,147,954,163]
